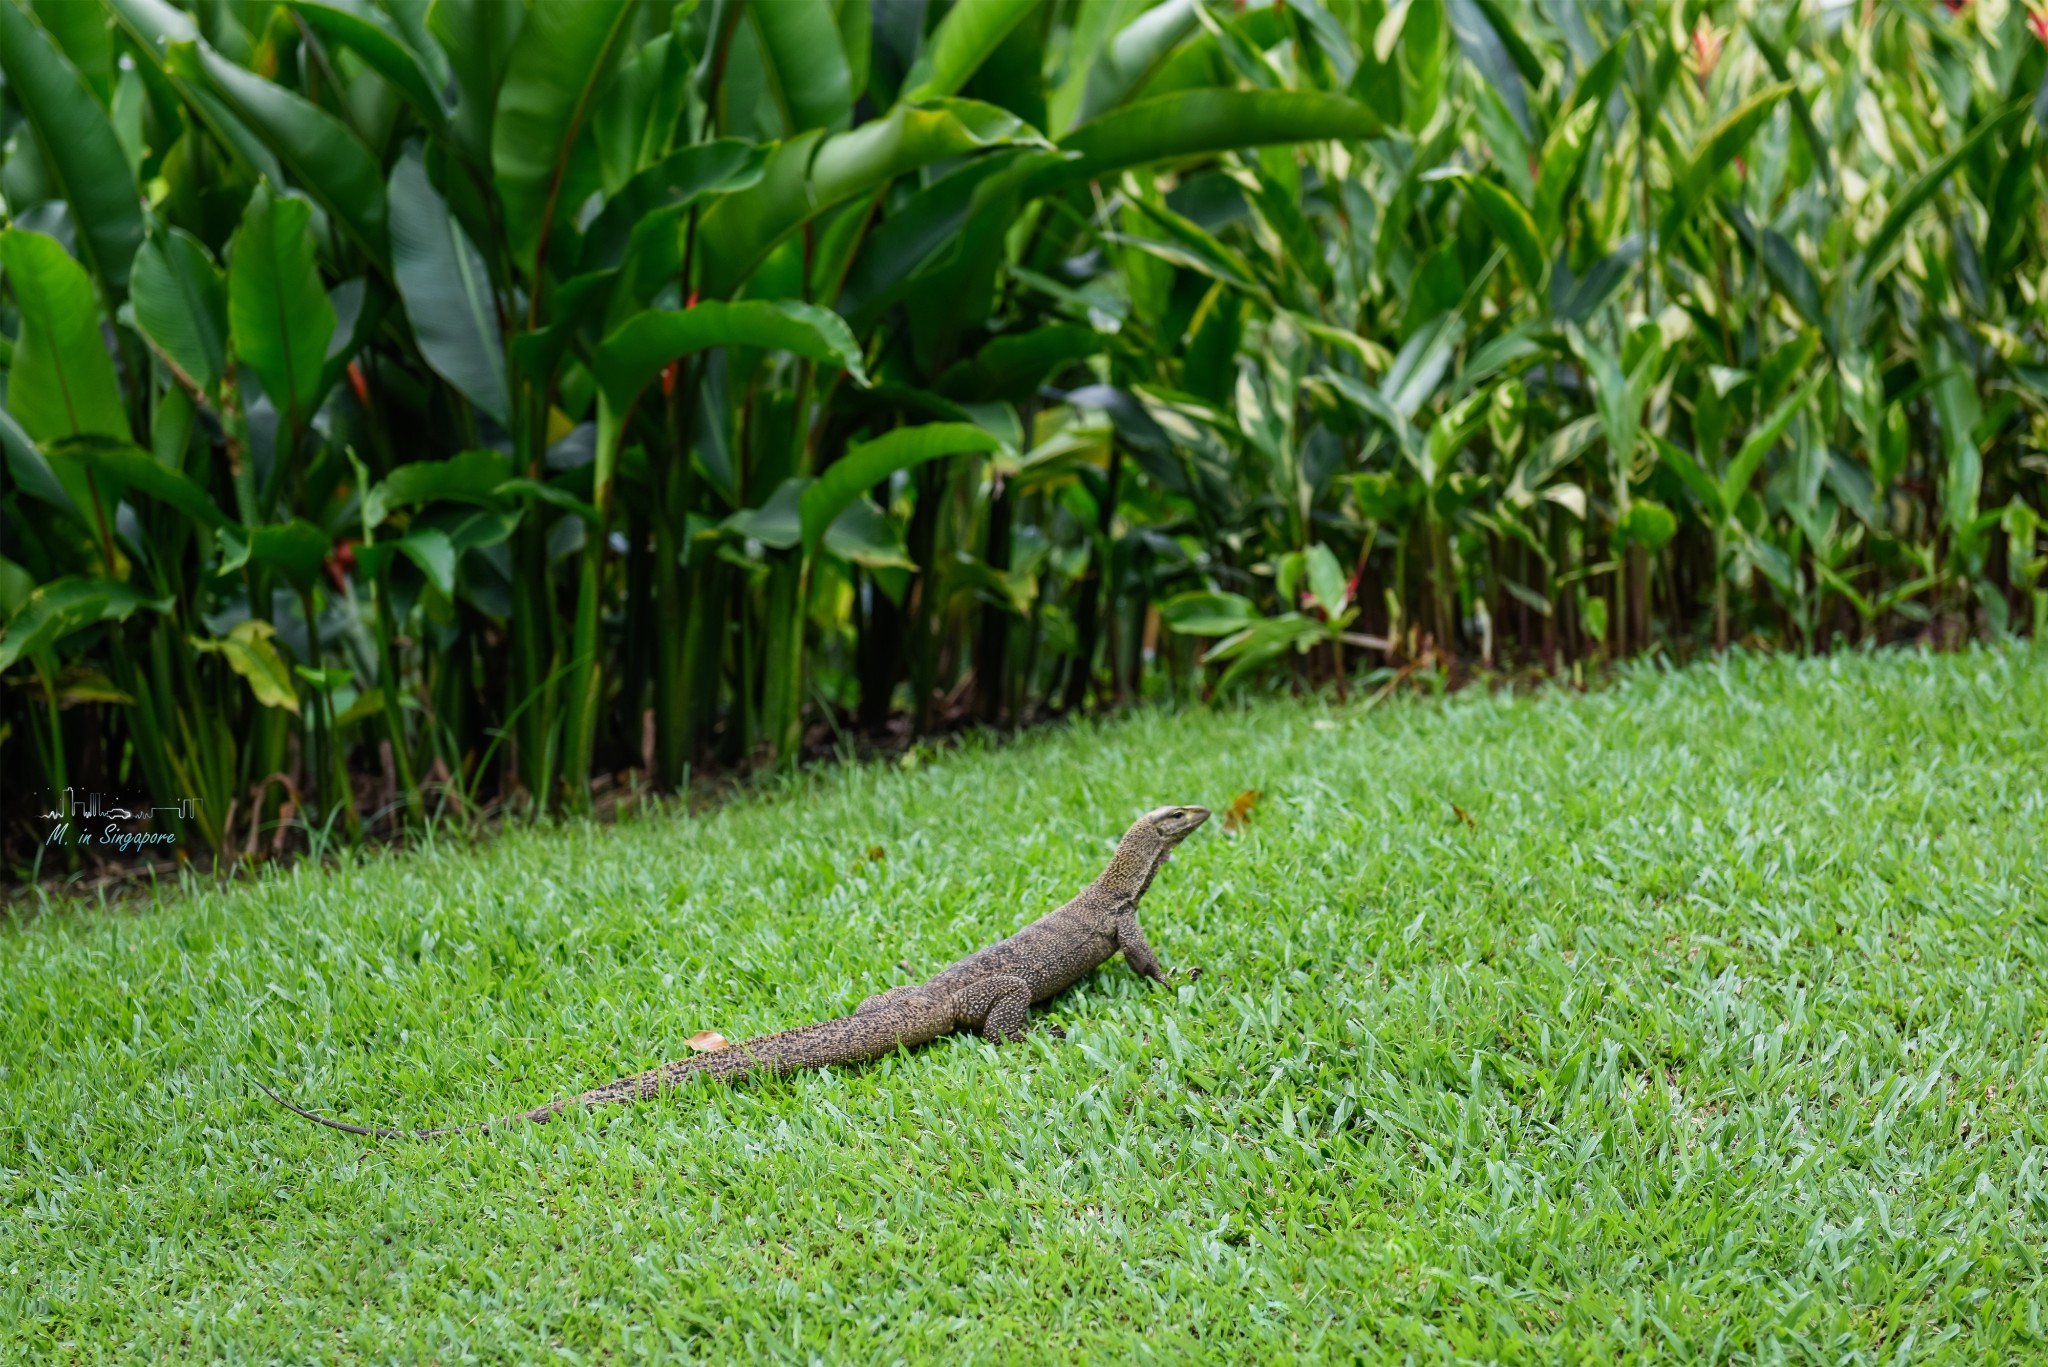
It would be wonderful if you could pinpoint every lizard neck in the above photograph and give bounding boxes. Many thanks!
[1092,821,1170,905]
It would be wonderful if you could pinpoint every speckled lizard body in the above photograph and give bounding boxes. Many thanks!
[261,805,1210,1138]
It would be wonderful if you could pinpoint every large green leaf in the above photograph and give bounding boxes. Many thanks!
[0,576,169,672]
[217,518,332,591]
[170,39,390,271]
[389,150,509,424]
[1658,83,1791,244]
[1857,97,2028,285]
[1207,613,1322,692]
[1533,98,1599,244]
[697,99,1050,297]
[29,0,112,98]
[1653,435,1725,520]
[428,0,522,166]
[1031,89,1383,196]
[0,229,128,444]
[822,498,916,570]
[227,184,337,436]
[591,27,693,192]
[591,301,869,515]
[101,0,195,53]
[0,405,80,517]
[834,152,1024,322]
[899,0,1038,103]
[1722,369,1825,512]
[595,301,870,418]
[491,0,638,274]
[1076,0,1200,127]
[800,422,1004,559]
[45,434,230,529]
[368,449,516,520]
[0,0,144,294]
[1384,311,1465,420]
[749,0,852,134]
[1303,542,1350,617]
[131,227,228,396]
[282,0,446,128]
[1160,590,1257,636]
[581,140,770,273]
[722,476,804,549]
[355,527,459,597]
[1450,171,1544,288]
[1931,343,1984,540]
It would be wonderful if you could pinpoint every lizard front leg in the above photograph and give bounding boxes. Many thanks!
[949,974,1038,1043]
[1112,909,1170,985]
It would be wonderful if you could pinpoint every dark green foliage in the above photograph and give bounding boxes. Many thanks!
[0,0,2043,860]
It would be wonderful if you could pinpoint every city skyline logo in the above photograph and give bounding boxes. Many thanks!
[39,788,195,853]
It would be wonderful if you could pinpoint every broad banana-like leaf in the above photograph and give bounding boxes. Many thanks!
[0,0,144,293]
[283,1,446,128]
[592,301,868,515]
[1034,89,1382,196]
[582,140,769,274]
[697,99,1051,297]
[368,450,517,523]
[131,228,228,396]
[28,0,113,99]
[228,185,337,439]
[171,39,390,271]
[1160,590,1257,636]
[1304,543,1350,617]
[217,518,332,591]
[0,576,169,672]
[749,0,852,134]
[492,0,636,273]
[45,434,230,530]
[821,497,916,570]
[389,150,509,424]
[0,230,128,445]
[899,0,1038,103]
[800,422,1004,559]
[429,0,522,166]
[1076,0,1200,128]
[596,302,869,423]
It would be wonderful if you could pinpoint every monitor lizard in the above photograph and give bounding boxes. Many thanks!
[258,803,1209,1138]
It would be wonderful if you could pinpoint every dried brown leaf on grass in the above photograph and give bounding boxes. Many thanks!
[1223,789,1261,833]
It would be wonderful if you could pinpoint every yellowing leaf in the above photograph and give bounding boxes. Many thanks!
[687,1031,731,1053]
[194,620,300,714]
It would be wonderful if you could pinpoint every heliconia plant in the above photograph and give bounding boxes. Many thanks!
[0,0,2041,865]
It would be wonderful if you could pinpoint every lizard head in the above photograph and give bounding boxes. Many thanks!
[1096,805,1211,901]
[1142,804,1211,844]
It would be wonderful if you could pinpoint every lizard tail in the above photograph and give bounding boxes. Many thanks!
[255,1007,942,1139]
[252,1046,764,1140]
[253,1078,567,1139]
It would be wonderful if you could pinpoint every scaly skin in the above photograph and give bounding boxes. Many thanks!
[260,804,1210,1138]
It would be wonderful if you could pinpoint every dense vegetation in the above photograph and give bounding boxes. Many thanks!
[1,0,2044,860]
[3,649,2042,1359]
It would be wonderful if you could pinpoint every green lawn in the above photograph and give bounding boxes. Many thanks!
[4,650,2045,1363]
